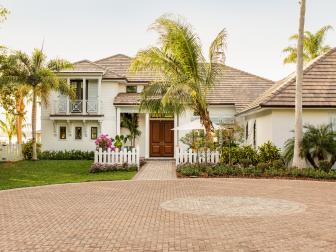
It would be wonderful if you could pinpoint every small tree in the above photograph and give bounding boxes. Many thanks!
[120,113,141,147]
[0,112,17,144]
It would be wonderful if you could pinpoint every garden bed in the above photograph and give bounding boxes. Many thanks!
[176,163,336,181]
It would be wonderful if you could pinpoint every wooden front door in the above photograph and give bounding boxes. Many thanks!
[150,120,174,157]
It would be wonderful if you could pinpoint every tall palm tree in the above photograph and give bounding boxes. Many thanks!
[283,25,333,64]
[130,15,227,138]
[292,0,307,168]
[0,112,17,144]
[0,49,73,160]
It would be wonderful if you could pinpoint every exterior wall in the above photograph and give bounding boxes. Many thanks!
[242,108,336,151]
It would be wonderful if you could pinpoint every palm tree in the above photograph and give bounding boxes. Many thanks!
[284,124,336,168]
[130,15,227,138]
[0,49,73,160]
[121,113,141,147]
[283,25,333,64]
[292,0,307,168]
[0,112,17,144]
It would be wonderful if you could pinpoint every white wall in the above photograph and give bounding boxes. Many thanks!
[243,108,336,151]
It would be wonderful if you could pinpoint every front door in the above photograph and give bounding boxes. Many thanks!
[150,120,174,157]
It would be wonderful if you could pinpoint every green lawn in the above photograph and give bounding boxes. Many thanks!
[0,160,136,190]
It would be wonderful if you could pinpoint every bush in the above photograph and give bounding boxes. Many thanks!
[240,158,252,168]
[258,141,281,164]
[38,150,94,160]
[22,140,41,160]
[272,159,285,169]
[319,160,332,172]
[221,145,259,165]
[256,162,269,172]
[89,163,137,173]
[176,163,336,180]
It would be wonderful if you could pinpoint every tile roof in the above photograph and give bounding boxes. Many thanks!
[94,54,159,81]
[238,48,336,115]
[114,93,141,105]
[67,60,106,73]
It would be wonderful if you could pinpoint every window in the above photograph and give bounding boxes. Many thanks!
[91,127,98,140]
[126,86,137,93]
[60,126,66,140]
[253,120,256,147]
[75,127,82,140]
[245,122,249,140]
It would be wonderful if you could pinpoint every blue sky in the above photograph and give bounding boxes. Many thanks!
[0,0,335,80]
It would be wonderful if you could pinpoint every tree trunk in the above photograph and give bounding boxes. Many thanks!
[200,108,214,138]
[15,96,25,144]
[32,88,37,160]
[292,0,306,168]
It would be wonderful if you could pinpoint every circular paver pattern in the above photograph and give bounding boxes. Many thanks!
[0,178,336,251]
[160,196,306,217]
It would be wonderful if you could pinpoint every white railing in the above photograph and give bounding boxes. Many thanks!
[176,147,220,166]
[94,147,140,168]
[0,144,23,161]
[53,99,102,115]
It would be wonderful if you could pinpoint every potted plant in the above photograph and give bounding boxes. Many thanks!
[95,134,114,151]
[114,135,128,151]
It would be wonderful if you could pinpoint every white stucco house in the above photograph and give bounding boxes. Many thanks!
[41,48,336,157]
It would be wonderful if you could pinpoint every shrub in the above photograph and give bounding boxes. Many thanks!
[256,162,269,172]
[272,159,285,169]
[240,158,252,168]
[221,145,259,165]
[22,140,41,160]
[38,150,94,160]
[95,134,114,151]
[319,160,332,172]
[89,163,137,173]
[258,141,281,164]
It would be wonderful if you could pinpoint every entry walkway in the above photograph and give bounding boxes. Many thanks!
[133,160,177,180]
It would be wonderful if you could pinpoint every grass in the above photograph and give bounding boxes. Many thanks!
[0,160,136,190]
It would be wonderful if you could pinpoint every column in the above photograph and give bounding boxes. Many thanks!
[98,77,102,114]
[82,78,86,114]
[116,107,121,135]
[145,113,150,159]
[66,78,70,115]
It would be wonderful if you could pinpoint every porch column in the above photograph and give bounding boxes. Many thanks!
[97,77,102,114]
[66,78,70,115]
[82,78,86,114]
[174,113,179,158]
[145,113,149,159]
[116,107,121,135]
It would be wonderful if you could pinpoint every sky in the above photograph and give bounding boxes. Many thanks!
[0,0,335,81]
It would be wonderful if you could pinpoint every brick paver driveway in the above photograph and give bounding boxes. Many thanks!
[0,178,336,251]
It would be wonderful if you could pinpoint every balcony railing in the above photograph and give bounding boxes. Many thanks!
[52,99,103,115]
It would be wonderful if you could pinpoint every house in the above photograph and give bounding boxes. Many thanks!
[41,48,336,157]
[41,54,274,157]
[237,48,336,149]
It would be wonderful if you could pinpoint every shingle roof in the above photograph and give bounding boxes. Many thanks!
[114,93,141,105]
[95,54,159,82]
[238,48,336,115]
[67,60,106,73]
[207,65,274,111]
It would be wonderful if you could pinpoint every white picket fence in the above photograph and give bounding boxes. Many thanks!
[0,144,23,161]
[176,147,220,166]
[94,147,140,168]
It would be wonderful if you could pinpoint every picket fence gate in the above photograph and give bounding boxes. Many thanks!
[0,144,23,161]
[94,147,140,168]
[176,147,220,166]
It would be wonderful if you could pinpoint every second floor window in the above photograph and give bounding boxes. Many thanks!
[126,86,137,93]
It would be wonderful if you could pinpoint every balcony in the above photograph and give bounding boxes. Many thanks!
[52,99,103,115]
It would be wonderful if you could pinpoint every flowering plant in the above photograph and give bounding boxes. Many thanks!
[95,134,115,151]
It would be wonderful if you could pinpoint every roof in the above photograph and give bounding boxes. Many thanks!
[113,93,141,105]
[94,54,159,82]
[238,48,336,115]
[207,65,274,111]
[66,60,106,73]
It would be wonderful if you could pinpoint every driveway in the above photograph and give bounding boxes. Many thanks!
[0,178,335,251]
